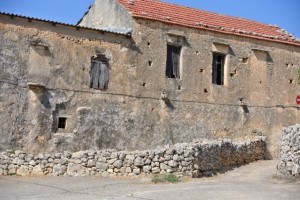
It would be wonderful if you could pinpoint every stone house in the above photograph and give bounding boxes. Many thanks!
[0,0,299,157]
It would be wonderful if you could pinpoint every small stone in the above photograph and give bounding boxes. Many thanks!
[53,164,66,176]
[67,163,86,176]
[152,167,160,174]
[29,160,36,166]
[126,155,135,160]
[119,153,126,160]
[88,160,96,167]
[98,157,107,162]
[110,152,118,159]
[166,149,176,155]
[8,168,16,175]
[64,151,72,158]
[181,161,190,167]
[145,158,151,165]
[168,160,178,168]
[133,168,141,175]
[72,151,83,159]
[101,171,110,177]
[88,151,96,156]
[14,150,23,157]
[38,154,44,160]
[113,160,123,169]
[18,153,26,159]
[32,164,43,176]
[160,163,168,170]
[25,154,33,162]
[134,157,144,167]
[61,158,68,165]
[96,162,108,171]
[55,153,62,159]
[16,166,30,176]
[143,165,151,173]
[125,167,132,173]
[108,158,117,164]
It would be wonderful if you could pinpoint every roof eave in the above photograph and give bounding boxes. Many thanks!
[132,15,300,48]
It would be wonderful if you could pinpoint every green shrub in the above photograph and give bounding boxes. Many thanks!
[151,174,180,184]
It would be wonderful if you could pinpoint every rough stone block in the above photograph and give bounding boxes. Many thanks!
[134,157,144,167]
[96,162,108,171]
[113,160,123,169]
[143,165,151,173]
[133,168,140,175]
[67,163,86,176]
[32,164,43,176]
[16,166,30,176]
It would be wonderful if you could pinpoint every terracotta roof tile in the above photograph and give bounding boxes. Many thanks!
[117,0,300,46]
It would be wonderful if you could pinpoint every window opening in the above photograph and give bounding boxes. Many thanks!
[90,55,109,90]
[166,45,181,79]
[212,53,225,85]
[58,117,67,129]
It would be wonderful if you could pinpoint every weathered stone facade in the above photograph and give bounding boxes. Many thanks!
[0,138,266,177]
[277,124,300,178]
[0,0,300,157]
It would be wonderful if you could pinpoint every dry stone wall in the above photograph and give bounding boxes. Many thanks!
[0,138,266,177]
[277,124,300,178]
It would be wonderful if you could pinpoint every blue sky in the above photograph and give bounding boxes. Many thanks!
[0,0,299,38]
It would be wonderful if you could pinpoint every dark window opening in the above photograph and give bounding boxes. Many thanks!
[58,117,67,129]
[166,45,181,79]
[90,55,109,90]
[212,53,225,85]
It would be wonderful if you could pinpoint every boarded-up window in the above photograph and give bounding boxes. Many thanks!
[90,55,109,90]
[212,53,225,85]
[166,45,181,79]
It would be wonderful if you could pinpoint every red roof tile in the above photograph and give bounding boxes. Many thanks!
[117,0,300,46]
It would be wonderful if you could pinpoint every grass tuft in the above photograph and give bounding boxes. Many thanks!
[151,174,180,184]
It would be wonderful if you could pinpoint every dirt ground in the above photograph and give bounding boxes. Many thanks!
[0,160,299,200]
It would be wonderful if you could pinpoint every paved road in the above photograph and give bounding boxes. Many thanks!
[0,160,299,200]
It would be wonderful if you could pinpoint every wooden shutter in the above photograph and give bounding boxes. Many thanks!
[91,60,100,89]
[172,47,180,79]
[99,61,109,90]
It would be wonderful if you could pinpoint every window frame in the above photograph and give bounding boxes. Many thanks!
[212,52,226,85]
[166,45,181,79]
[90,55,109,90]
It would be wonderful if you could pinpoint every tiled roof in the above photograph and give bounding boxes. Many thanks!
[117,0,300,46]
[0,12,131,36]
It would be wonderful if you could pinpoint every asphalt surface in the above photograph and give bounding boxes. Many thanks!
[0,160,299,200]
